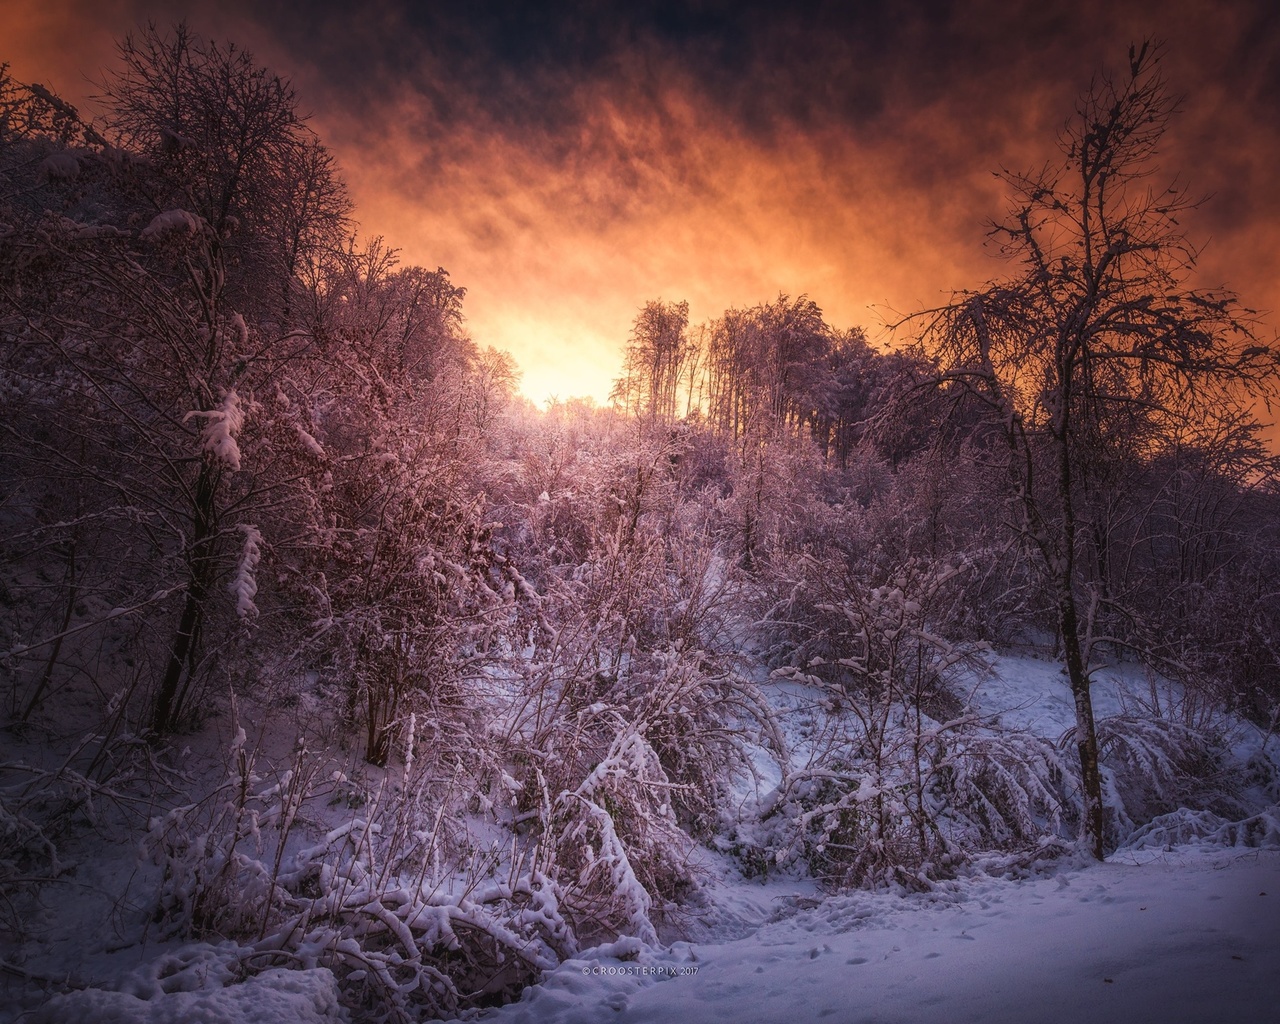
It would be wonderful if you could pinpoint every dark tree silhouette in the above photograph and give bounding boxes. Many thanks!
[910,42,1279,858]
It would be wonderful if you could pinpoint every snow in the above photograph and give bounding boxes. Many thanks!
[31,967,347,1024]
[229,525,262,618]
[966,653,1139,735]
[294,424,326,458]
[185,390,246,471]
[228,312,249,349]
[421,651,1280,1024]
[139,209,204,243]
[468,848,1280,1024]
[5,639,1277,1023]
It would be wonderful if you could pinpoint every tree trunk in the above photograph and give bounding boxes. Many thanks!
[1053,366,1106,859]
[1058,586,1106,859]
[153,584,205,734]
[152,463,217,734]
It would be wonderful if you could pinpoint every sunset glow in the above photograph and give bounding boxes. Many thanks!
[5,0,1278,407]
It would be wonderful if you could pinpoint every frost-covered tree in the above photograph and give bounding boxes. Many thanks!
[612,299,692,424]
[703,295,828,441]
[272,242,500,764]
[0,29,352,733]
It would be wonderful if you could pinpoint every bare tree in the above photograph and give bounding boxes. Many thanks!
[909,42,1279,858]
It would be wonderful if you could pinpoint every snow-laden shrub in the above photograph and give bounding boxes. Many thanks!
[752,540,1087,889]
[934,728,1079,847]
[147,807,570,1021]
[495,523,777,942]
[762,697,1079,891]
[144,713,575,1021]
[757,495,979,707]
[254,819,567,1021]
[280,431,506,766]
[512,645,769,942]
[759,697,1258,890]
[758,459,1034,664]
[1094,713,1246,844]
[543,721,684,946]
[1122,804,1280,851]
[146,716,318,938]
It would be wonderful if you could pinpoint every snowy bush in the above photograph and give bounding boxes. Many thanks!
[1122,804,1280,851]
[146,716,314,938]
[491,517,776,942]
[278,430,505,765]
[1095,713,1247,844]
[142,713,574,1020]
[754,538,1087,889]
[252,821,566,1021]
[543,722,685,946]
[764,697,1080,891]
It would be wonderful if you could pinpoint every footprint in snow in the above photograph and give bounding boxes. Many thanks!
[846,957,869,965]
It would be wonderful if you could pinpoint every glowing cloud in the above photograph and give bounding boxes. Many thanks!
[4,0,1277,415]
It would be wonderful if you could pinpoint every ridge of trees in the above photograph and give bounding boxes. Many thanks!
[0,31,519,754]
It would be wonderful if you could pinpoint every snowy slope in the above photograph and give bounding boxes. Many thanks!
[8,652,1279,1024]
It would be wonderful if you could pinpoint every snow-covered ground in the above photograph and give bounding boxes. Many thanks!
[968,653,1186,735]
[32,847,1279,1023]
[476,847,1280,1024]
[9,654,1280,1023]
[458,652,1280,1023]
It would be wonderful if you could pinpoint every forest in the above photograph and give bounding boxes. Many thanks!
[2,26,1279,1024]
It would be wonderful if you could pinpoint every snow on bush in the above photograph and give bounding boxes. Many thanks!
[1095,713,1247,845]
[146,716,293,937]
[545,722,682,947]
[759,692,1080,891]
[479,509,780,945]
[253,819,563,1021]
[184,389,246,471]
[1122,804,1280,850]
[229,524,263,618]
[139,208,207,243]
[141,719,574,1022]
[295,423,327,458]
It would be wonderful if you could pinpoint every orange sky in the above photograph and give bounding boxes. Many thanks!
[4,0,1278,415]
